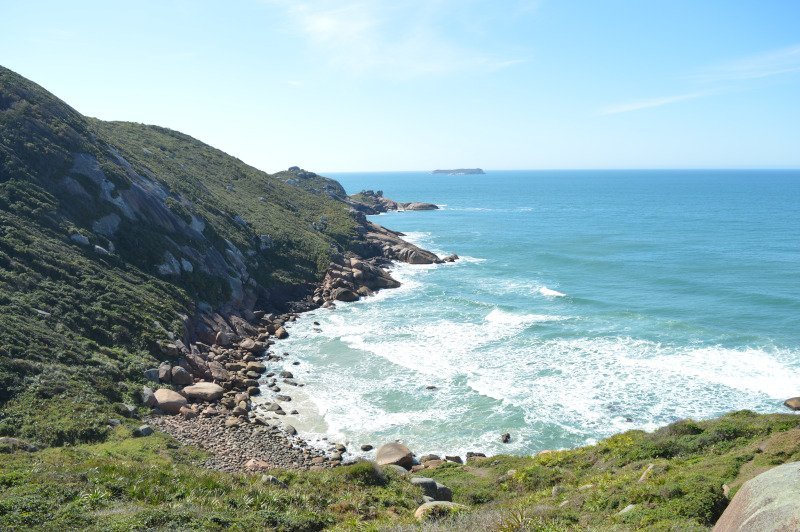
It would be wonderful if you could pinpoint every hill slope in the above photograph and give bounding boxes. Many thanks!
[0,65,382,444]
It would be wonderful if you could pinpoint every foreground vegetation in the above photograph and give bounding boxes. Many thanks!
[2,410,799,530]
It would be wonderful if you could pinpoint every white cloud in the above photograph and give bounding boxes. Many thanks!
[266,0,529,79]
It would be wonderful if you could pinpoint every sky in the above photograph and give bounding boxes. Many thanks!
[2,0,800,172]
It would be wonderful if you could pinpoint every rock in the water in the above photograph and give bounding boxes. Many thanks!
[414,501,467,521]
[783,397,800,410]
[274,327,289,339]
[182,382,224,401]
[133,425,154,437]
[445,455,463,464]
[331,288,359,302]
[713,461,800,531]
[376,442,413,469]
[171,366,194,385]
[153,388,187,414]
[420,454,441,463]
[501,432,511,443]
[361,444,374,452]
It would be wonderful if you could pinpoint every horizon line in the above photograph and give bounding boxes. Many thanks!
[317,167,800,174]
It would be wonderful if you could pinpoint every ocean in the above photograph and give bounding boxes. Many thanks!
[270,170,800,458]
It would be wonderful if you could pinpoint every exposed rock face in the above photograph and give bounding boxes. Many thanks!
[714,461,800,531]
[402,202,438,211]
[153,388,187,414]
[376,443,413,469]
[347,190,440,214]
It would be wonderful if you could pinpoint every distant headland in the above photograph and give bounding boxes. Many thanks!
[432,168,485,175]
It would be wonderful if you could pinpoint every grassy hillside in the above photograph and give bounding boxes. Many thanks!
[1,411,798,530]
[0,65,359,446]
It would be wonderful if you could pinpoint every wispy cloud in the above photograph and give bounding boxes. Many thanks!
[600,43,800,115]
[265,0,531,79]
[694,43,800,83]
[599,91,715,116]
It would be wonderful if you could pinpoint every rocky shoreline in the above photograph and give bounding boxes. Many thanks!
[138,196,461,472]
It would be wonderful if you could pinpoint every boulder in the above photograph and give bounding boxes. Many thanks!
[247,362,266,373]
[274,327,289,339]
[143,368,160,382]
[713,461,800,531]
[153,388,187,414]
[158,362,172,383]
[361,444,374,452]
[783,397,800,411]
[171,366,194,385]
[435,483,453,502]
[0,437,38,453]
[445,455,463,464]
[182,382,225,401]
[261,475,288,488]
[411,477,438,499]
[140,386,157,407]
[331,288,359,302]
[114,403,136,418]
[414,501,467,521]
[133,425,154,437]
[376,442,413,469]
[245,459,271,472]
[208,361,230,381]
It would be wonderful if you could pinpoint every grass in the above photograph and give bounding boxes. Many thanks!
[420,410,800,530]
[2,411,799,530]
[0,429,422,531]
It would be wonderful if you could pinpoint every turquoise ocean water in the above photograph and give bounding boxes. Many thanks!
[273,170,800,457]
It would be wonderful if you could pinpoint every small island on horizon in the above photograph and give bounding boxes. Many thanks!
[432,168,485,175]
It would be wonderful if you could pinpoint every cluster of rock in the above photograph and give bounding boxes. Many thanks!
[347,190,439,215]
[138,311,339,469]
[314,254,401,305]
[374,442,469,520]
[312,222,457,305]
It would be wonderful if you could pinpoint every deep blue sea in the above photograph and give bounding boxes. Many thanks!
[271,170,800,457]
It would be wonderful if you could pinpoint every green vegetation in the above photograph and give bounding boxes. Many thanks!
[0,429,421,531]
[419,410,800,530]
[0,65,359,446]
[2,411,799,530]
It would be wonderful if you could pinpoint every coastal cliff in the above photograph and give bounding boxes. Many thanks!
[2,65,799,531]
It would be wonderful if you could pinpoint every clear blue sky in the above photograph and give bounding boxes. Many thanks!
[2,1,799,172]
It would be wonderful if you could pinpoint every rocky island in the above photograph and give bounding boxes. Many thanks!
[2,64,799,531]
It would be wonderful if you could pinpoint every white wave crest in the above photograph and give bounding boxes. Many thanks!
[538,286,566,297]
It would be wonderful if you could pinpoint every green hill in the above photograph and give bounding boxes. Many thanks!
[0,65,359,445]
